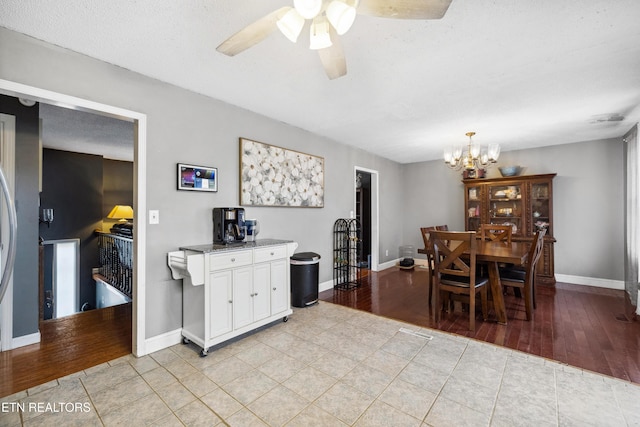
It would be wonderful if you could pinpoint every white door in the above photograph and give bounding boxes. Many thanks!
[0,113,16,351]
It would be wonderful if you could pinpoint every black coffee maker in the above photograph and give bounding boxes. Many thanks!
[213,207,246,244]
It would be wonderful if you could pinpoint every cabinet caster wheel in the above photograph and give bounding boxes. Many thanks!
[199,349,208,357]
[283,316,289,323]
[182,337,191,345]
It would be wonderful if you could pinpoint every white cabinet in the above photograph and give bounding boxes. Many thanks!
[168,241,297,356]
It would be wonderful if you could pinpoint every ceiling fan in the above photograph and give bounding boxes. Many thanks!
[216,0,453,79]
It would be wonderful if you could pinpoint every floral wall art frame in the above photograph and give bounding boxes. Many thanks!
[239,138,324,207]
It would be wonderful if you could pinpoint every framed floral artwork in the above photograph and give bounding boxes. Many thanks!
[239,138,324,207]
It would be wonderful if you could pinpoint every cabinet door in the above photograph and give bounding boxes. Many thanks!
[270,259,288,315]
[530,180,552,237]
[465,185,483,231]
[488,183,523,236]
[232,266,254,329]
[208,270,233,339]
[252,263,271,322]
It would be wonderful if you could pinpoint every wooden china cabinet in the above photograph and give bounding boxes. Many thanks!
[463,173,556,284]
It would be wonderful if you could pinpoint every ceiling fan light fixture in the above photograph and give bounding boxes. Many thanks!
[277,8,305,42]
[294,0,323,19]
[309,16,332,50]
[326,0,357,35]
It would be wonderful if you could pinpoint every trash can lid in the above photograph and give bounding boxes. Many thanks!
[291,252,321,261]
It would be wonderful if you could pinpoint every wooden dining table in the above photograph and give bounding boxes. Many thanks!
[475,240,531,324]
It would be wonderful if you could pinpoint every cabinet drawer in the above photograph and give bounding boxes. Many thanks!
[209,250,253,271]
[254,245,287,263]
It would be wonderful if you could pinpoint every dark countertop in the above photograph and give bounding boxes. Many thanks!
[179,238,294,254]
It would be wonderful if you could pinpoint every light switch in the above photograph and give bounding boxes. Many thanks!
[149,210,160,224]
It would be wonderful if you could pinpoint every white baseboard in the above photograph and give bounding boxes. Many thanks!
[11,331,41,349]
[319,258,412,293]
[319,279,333,293]
[378,258,400,270]
[555,274,624,290]
[141,328,182,356]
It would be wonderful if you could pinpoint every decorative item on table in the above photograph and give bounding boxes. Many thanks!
[443,132,500,178]
[498,165,522,177]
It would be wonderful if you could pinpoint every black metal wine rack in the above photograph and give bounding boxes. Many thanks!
[333,218,362,290]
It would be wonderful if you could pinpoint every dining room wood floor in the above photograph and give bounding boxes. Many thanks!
[1,266,639,399]
[320,266,640,385]
[0,302,131,398]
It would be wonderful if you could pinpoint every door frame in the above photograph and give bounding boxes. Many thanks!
[0,79,148,356]
[354,166,379,271]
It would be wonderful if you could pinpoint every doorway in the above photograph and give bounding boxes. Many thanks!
[355,166,379,272]
[0,79,148,356]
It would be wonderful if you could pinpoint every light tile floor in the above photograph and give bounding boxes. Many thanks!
[1,301,639,426]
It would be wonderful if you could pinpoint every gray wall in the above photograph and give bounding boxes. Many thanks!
[0,28,404,340]
[402,138,625,281]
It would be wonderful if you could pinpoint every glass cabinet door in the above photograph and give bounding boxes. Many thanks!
[488,184,522,236]
[466,186,482,231]
[530,182,551,236]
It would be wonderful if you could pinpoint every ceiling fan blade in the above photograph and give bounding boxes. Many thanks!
[216,7,290,56]
[356,0,453,19]
[318,28,347,80]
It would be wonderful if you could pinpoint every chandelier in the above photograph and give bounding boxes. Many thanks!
[443,132,500,177]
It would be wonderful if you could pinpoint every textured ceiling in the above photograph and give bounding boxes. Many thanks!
[2,0,640,164]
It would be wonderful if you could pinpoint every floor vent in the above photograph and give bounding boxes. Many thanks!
[399,328,433,340]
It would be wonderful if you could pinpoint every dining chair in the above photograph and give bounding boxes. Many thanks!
[430,230,488,331]
[418,225,449,305]
[499,229,546,320]
[479,223,512,243]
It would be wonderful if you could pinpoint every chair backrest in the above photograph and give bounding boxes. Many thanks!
[527,229,546,278]
[419,226,436,253]
[430,231,477,279]
[419,225,449,256]
[480,224,512,243]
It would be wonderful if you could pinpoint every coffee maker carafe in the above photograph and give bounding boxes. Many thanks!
[213,207,246,244]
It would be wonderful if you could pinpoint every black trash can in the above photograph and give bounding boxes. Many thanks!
[290,252,321,308]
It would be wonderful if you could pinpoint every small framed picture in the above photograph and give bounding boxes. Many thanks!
[177,163,218,192]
